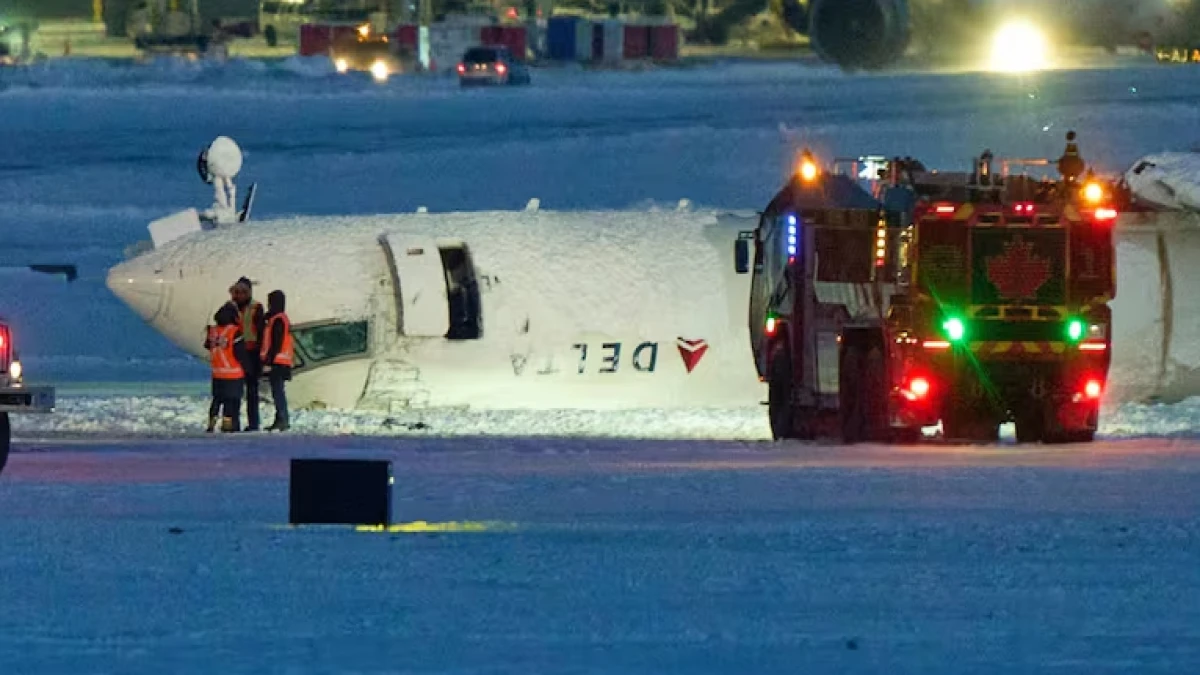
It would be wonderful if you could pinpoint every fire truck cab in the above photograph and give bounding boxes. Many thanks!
[740,136,1118,444]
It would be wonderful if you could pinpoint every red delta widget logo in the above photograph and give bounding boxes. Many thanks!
[571,337,710,374]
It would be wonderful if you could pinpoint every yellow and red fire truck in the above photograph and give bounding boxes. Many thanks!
[740,135,1118,444]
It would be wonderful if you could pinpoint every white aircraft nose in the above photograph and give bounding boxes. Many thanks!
[106,256,165,324]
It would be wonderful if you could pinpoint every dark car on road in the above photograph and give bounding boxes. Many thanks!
[457,46,531,87]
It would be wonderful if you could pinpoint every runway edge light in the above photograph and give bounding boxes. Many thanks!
[289,458,393,526]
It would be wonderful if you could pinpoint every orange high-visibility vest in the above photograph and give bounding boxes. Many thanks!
[260,313,294,367]
[209,324,245,380]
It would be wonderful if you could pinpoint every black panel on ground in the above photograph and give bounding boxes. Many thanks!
[289,458,393,526]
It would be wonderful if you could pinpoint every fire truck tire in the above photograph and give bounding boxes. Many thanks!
[863,347,888,441]
[1043,429,1096,444]
[768,345,797,440]
[0,413,9,476]
[1014,411,1044,444]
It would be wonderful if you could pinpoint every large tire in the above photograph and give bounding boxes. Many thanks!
[768,345,796,440]
[264,25,278,47]
[863,347,889,442]
[0,413,9,477]
[839,347,865,443]
[1014,409,1044,444]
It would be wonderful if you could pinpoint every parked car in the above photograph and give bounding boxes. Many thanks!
[456,46,531,87]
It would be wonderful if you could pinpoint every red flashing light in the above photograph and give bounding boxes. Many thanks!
[922,340,951,350]
[0,332,4,349]
[934,204,956,216]
[1079,342,1107,352]
[1013,202,1036,215]
[1094,207,1118,222]
[496,63,508,75]
[456,63,465,74]
[1084,379,1102,400]
[765,316,778,337]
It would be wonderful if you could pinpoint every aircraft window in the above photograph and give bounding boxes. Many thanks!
[293,321,369,363]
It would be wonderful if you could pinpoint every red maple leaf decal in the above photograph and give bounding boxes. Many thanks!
[985,236,1051,302]
[676,338,709,373]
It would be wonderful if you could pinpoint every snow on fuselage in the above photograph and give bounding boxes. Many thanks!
[106,209,765,411]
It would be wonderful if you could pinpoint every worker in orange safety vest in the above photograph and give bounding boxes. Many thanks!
[260,290,294,432]
[204,302,247,433]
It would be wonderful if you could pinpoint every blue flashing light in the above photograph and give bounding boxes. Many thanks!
[786,213,798,257]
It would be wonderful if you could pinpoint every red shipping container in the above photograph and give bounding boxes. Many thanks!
[623,25,649,60]
[394,24,418,49]
[481,25,527,61]
[648,24,679,61]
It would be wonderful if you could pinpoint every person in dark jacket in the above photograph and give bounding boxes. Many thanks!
[260,290,294,432]
[204,302,247,432]
[229,277,266,431]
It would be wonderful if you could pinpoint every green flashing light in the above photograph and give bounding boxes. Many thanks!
[1067,319,1085,342]
[943,317,966,342]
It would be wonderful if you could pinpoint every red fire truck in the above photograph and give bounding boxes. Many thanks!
[739,136,1118,444]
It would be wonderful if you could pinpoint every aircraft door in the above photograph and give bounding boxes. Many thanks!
[380,235,450,338]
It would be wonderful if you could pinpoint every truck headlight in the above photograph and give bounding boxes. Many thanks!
[370,60,389,82]
[10,360,22,382]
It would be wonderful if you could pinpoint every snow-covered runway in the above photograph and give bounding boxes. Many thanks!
[2,435,1198,672]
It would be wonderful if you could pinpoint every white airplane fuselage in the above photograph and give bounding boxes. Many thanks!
[107,209,766,411]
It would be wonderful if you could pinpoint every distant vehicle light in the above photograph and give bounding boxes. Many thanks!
[335,57,349,74]
[370,60,389,82]
[1095,207,1118,222]
[9,360,20,381]
[456,63,466,74]
[357,24,370,39]
[1083,182,1104,204]
[496,63,508,75]
[989,20,1051,74]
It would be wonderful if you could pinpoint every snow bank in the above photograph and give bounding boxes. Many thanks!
[11,396,771,440]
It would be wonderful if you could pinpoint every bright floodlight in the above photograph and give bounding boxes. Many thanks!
[370,60,389,82]
[989,20,1050,74]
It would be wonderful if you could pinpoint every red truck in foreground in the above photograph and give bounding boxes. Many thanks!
[738,138,1118,443]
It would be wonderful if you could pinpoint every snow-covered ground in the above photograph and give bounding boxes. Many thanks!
[2,434,1199,672]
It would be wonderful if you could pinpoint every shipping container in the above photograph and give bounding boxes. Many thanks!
[600,19,624,63]
[394,24,418,49]
[547,15,590,61]
[480,25,527,61]
[648,23,679,61]
[623,24,649,60]
[299,24,359,57]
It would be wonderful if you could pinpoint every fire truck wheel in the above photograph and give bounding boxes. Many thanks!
[264,25,278,47]
[1014,410,1044,444]
[863,347,888,441]
[768,345,796,440]
[1043,429,1096,444]
[0,413,9,476]
[839,347,866,443]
